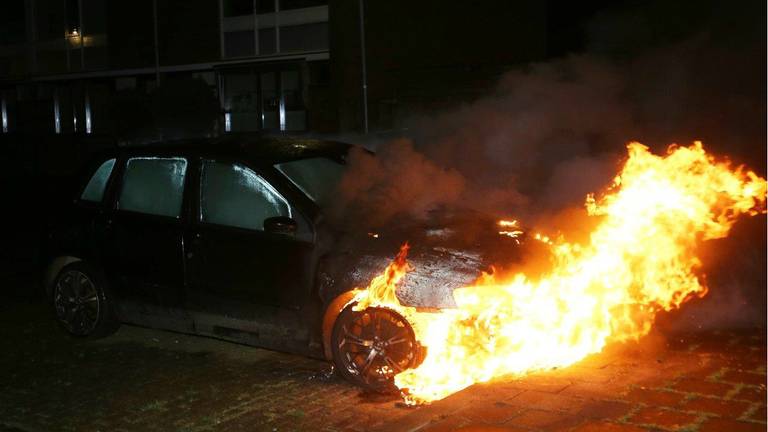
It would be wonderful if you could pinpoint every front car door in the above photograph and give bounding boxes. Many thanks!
[105,155,192,331]
[186,159,317,353]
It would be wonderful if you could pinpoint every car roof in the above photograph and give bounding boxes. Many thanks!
[118,133,352,164]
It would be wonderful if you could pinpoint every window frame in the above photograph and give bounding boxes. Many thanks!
[197,158,294,232]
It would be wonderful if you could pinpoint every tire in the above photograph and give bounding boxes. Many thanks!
[331,304,421,392]
[51,261,119,338]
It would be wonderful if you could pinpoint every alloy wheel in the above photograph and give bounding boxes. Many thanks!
[53,270,101,336]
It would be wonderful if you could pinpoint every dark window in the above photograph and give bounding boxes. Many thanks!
[261,71,279,129]
[275,157,344,203]
[279,22,328,52]
[281,70,305,130]
[279,0,327,11]
[224,30,255,57]
[223,0,253,17]
[118,157,188,218]
[66,0,80,34]
[82,0,107,34]
[0,2,26,45]
[222,71,259,132]
[258,28,276,55]
[256,0,275,14]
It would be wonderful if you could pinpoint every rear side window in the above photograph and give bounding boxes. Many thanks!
[81,158,116,202]
[118,157,187,218]
[200,160,291,230]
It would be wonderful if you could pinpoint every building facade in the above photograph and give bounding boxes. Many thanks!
[1,0,550,142]
[0,0,331,139]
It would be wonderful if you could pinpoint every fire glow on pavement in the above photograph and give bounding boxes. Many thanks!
[352,141,767,405]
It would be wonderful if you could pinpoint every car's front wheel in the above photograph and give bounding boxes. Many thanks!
[52,262,118,338]
[331,304,420,392]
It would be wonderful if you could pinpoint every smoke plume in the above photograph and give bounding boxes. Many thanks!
[326,0,765,328]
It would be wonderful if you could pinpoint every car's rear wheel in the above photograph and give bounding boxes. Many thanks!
[52,262,118,338]
[331,304,420,392]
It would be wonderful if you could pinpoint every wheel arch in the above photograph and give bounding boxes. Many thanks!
[321,290,358,361]
[44,256,83,298]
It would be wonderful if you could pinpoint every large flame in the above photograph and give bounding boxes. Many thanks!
[352,142,766,404]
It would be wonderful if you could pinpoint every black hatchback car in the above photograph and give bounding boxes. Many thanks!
[45,134,520,390]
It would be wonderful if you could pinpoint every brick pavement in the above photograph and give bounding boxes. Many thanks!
[378,330,767,432]
[0,300,765,432]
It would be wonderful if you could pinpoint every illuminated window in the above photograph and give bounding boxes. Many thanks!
[1,98,7,133]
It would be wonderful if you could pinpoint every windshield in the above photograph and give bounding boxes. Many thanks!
[275,157,346,204]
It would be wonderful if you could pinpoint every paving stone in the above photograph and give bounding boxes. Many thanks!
[698,418,766,432]
[621,388,687,408]
[559,382,625,399]
[680,396,751,417]
[746,404,766,423]
[731,385,767,403]
[720,370,767,386]
[505,375,573,394]
[457,401,524,424]
[575,400,633,421]
[567,422,647,432]
[451,425,528,432]
[506,390,588,414]
[504,409,580,430]
[626,407,698,430]
[2,300,766,432]
[671,378,734,397]
[417,415,471,432]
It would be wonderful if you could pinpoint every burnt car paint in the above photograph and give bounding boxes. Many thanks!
[45,135,521,360]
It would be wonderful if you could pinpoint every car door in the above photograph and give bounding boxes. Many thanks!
[185,159,316,346]
[105,156,192,330]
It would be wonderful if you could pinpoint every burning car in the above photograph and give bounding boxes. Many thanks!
[44,134,522,392]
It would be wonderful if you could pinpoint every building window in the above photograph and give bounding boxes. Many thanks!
[279,0,327,11]
[223,0,254,17]
[85,92,92,134]
[222,71,260,132]
[259,28,277,55]
[256,0,276,14]
[220,67,306,132]
[224,30,255,58]
[66,0,80,35]
[281,70,305,131]
[53,91,61,134]
[279,22,328,52]
[1,98,7,133]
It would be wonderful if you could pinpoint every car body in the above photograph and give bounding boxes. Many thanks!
[44,134,522,389]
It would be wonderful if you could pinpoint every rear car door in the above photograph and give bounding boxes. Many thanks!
[186,159,316,347]
[105,156,191,329]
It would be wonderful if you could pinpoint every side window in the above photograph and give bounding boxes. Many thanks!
[200,160,291,231]
[118,157,188,218]
[80,158,116,202]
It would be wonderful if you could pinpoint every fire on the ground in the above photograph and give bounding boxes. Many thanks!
[351,141,767,405]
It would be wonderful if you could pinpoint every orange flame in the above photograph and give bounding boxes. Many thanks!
[351,142,767,404]
[497,219,524,239]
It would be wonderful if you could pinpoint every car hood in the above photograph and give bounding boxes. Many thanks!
[317,210,525,308]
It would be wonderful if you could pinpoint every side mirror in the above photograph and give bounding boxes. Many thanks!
[264,216,298,235]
